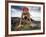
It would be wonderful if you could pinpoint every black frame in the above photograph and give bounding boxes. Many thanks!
[5,1,45,37]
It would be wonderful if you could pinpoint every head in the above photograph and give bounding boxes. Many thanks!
[23,7,29,13]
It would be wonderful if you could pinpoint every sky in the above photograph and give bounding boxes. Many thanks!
[11,6,41,21]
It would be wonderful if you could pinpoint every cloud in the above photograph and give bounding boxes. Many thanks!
[11,7,41,21]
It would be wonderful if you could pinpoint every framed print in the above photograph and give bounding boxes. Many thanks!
[5,1,45,36]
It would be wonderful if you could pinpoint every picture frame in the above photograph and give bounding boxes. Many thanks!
[5,0,45,36]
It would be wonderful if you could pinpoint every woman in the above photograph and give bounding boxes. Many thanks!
[17,7,32,30]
